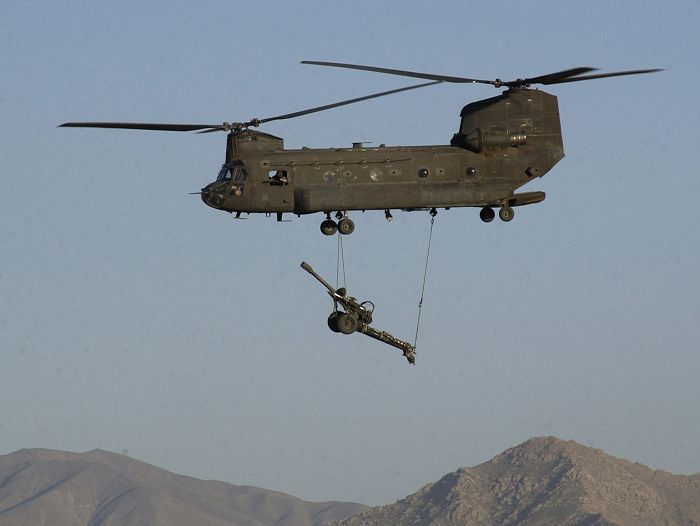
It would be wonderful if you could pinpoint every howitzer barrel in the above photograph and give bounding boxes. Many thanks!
[300,261,336,294]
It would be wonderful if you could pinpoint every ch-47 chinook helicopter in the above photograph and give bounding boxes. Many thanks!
[61,61,660,235]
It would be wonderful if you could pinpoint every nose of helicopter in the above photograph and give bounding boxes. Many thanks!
[200,188,210,206]
[200,183,224,209]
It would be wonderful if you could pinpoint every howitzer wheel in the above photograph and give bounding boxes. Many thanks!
[327,312,341,333]
[336,313,358,334]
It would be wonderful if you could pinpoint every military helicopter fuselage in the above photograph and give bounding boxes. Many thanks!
[61,61,659,234]
[203,88,561,233]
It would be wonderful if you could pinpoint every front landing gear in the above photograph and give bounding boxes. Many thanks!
[480,206,495,223]
[320,218,337,235]
[320,212,354,236]
[480,206,515,223]
[338,217,355,235]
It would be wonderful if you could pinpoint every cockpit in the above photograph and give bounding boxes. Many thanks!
[202,160,249,209]
[216,160,249,193]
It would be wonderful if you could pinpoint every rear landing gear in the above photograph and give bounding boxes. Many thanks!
[499,206,514,222]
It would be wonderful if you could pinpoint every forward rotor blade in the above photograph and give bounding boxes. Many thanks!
[195,127,226,134]
[61,82,441,134]
[257,81,442,125]
[302,60,495,85]
[542,68,663,84]
[59,122,225,132]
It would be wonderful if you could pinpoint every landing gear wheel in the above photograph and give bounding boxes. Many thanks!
[320,219,338,236]
[327,312,341,333]
[338,218,355,235]
[480,206,495,223]
[336,313,358,334]
[499,206,514,222]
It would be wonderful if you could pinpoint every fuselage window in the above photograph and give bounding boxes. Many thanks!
[268,170,288,186]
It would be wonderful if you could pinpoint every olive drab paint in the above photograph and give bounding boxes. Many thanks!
[61,62,660,235]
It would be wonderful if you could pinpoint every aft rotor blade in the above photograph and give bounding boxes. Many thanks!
[257,81,442,125]
[59,122,225,132]
[303,60,662,89]
[542,68,663,84]
[302,60,496,85]
[523,67,598,86]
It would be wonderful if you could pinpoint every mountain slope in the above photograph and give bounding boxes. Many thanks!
[333,437,700,526]
[0,448,367,526]
[4,438,699,526]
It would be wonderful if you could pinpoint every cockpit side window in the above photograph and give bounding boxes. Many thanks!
[232,166,248,185]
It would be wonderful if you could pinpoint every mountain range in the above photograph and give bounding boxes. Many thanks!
[2,437,699,525]
[0,448,366,526]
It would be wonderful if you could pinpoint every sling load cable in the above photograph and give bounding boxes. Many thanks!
[336,230,347,291]
[413,208,437,351]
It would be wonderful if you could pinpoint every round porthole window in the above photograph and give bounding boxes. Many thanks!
[418,168,430,178]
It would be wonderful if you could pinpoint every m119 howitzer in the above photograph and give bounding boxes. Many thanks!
[301,261,416,364]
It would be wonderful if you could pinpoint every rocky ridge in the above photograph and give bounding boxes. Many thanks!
[333,437,700,526]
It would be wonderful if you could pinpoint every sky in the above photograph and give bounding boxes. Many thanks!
[1,0,699,507]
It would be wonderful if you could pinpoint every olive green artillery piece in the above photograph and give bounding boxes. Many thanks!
[301,261,416,364]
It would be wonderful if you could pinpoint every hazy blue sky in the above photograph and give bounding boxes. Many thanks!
[2,0,698,506]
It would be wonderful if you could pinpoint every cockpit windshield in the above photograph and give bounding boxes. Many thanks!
[217,163,232,181]
[217,161,249,183]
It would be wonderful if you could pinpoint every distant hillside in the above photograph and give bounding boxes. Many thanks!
[3,439,699,526]
[0,448,367,526]
[333,437,700,526]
